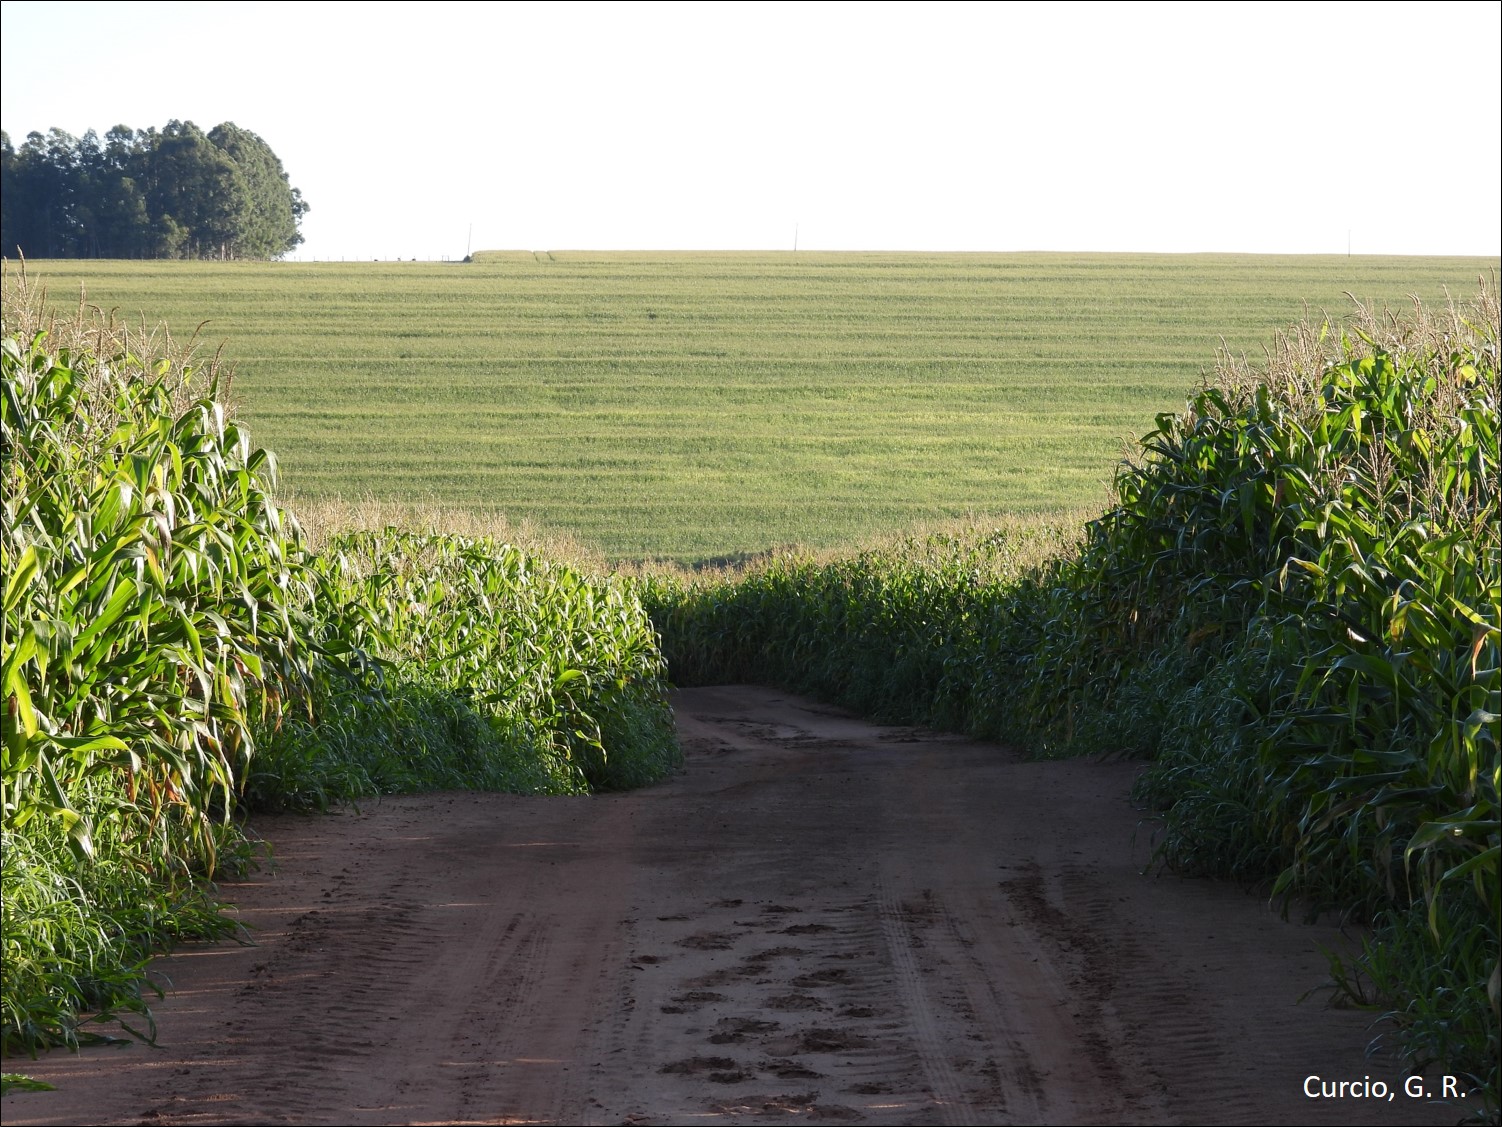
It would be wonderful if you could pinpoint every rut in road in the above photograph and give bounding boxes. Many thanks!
[0,685,1468,1126]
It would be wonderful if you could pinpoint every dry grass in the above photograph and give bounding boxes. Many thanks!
[2,263,233,416]
[286,493,611,571]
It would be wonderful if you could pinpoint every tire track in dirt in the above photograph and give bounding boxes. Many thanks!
[1,685,1478,1125]
[876,881,974,1124]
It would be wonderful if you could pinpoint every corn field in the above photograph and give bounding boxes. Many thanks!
[1,275,678,1054]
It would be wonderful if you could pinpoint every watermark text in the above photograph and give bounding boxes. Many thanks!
[1303,1075,1462,1102]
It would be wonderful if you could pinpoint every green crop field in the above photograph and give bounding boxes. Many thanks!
[12,251,1492,560]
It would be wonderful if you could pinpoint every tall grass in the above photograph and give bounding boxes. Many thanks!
[643,286,1500,1111]
[1,272,678,1054]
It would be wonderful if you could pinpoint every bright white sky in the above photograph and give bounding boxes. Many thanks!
[3,0,1499,260]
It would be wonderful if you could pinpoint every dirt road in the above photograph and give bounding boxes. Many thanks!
[2,686,1473,1125]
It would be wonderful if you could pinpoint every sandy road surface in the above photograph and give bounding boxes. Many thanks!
[2,685,1475,1125]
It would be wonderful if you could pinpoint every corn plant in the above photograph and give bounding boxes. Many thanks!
[307,529,678,794]
[2,313,317,870]
[2,279,315,1051]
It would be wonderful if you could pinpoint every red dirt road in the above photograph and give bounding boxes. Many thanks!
[1,686,1475,1125]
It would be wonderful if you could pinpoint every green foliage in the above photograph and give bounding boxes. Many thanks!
[1,299,314,869]
[1099,297,1498,920]
[639,519,1079,742]
[247,529,678,808]
[205,124,308,260]
[644,288,1500,1109]
[1,121,307,260]
[1,276,676,1053]
[2,794,242,1055]
[1335,895,1500,1117]
[2,1073,57,1094]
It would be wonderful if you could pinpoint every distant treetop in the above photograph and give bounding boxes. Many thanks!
[0,120,309,260]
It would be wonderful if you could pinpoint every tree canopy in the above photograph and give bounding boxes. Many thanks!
[0,121,308,260]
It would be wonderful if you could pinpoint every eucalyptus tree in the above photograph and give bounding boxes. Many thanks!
[0,120,308,259]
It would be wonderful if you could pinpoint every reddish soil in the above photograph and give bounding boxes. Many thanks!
[1,686,1476,1125]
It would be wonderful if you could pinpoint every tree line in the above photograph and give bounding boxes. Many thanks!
[1,120,309,260]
